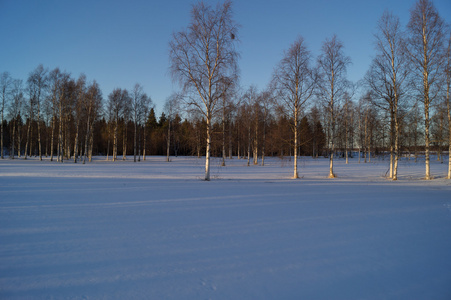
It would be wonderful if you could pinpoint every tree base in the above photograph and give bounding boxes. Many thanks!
[328,173,336,178]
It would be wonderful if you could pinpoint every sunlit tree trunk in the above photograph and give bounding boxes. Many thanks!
[205,115,211,180]
[222,100,226,166]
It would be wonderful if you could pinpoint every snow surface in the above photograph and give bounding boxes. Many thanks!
[1,155,451,299]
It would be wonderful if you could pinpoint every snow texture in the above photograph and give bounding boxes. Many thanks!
[1,156,451,299]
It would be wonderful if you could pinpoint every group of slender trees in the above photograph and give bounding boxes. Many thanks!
[1,0,450,181]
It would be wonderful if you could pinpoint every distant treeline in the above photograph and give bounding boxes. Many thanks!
[1,0,450,182]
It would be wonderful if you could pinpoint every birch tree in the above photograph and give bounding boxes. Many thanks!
[47,68,70,162]
[241,86,259,166]
[107,88,125,162]
[366,11,410,180]
[82,81,102,164]
[220,87,235,166]
[407,0,446,180]
[316,35,351,178]
[259,89,273,166]
[341,92,355,164]
[122,92,131,160]
[8,79,24,159]
[164,94,179,162]
[73,74,86,163]
[272,36,315,178]
[23,82,35,159]
[169,0,239,181]
[26,65,48,161]
[131,83,144,162]
[1,72,12,159]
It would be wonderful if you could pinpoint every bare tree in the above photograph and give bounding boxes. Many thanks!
[273,36,315,178]
[1,72,12,159]
[407,0,446,180]
[366,11,410,180]
[47,68,70,162]
[27,65,48,161]
[131,83,144,162]
[341,91,355,164]
[164,94,179,162]
[82,81,102,164]
[142,101,154,161]
[8,79,24,159]
[23,82,35,159]
[259,89,273,166]
[169,0,239,181]
[316,35,351,178]
[122,93,132,160]
[241,86,259,166]
[251,90,261,166]
[220,87,235,166]
[107,88,126,162]
[73,74,86,163]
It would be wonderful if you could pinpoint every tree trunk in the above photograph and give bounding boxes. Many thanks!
[17,120,21,158]
[25,118,31,160]
[393,115,399,180]
[123,122,127,160]
[424,100,431,180]
[113,120,117,162]
[166,119,171,162]
[143,125,147,161]
[138,126,141,162]
[83,116,90,164]
[293,105,299,178]
[37,92,42,161]
[74,119,79,163]
[222,106,226,166]
[11,120,16,159]
[106,122,111,161]
[205,115,211,181]
[89,130,93,162]
[329,151,335,178]
[228,115,233,159]
[358,147,361,164]
[329,115,335,178]
[58,103,63,162]
[134,121,137,162]
[253,114,258,165]
[247,123,251,167]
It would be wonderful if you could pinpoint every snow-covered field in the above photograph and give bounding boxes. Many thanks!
[1,155,451,299]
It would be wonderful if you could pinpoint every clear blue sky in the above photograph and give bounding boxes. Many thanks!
[1,0,450,115]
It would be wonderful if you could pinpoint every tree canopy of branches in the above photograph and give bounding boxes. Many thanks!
[272,36,315,178]
[316,35,351,178]
[366,11,410,180]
